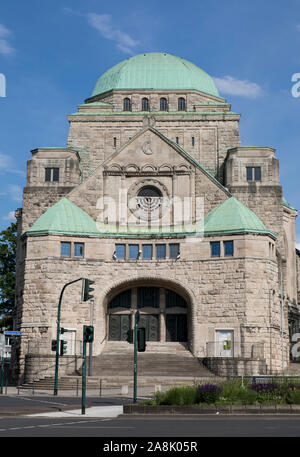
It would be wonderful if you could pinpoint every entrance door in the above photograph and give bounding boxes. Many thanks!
[166,314,187,342]
[108,314,131,341]
[216,330,233,357]
[139,314,159,341]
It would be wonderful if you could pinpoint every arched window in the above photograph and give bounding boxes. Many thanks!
[160,97,168,111]
[142,97,149,111]
[137,186,162,198]
[123,98,131,111]
[178,97,186,111]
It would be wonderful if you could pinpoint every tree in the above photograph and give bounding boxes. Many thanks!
[0,222,17,319]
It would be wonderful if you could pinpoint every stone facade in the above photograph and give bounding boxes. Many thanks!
[12,53,299,381]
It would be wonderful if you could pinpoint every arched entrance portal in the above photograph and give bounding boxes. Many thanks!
[108,287,188,343]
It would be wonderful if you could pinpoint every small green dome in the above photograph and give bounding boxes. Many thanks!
[91,52,219,97]
[204,197,276,237]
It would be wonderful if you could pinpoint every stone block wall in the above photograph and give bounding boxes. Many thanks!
[13,231,285,381]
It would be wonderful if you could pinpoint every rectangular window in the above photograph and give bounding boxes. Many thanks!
[74,242,84,258]
[254,167,261,181]
[224,240,234,256]
[192,136,195,147]
[142,244,152,259]
[246,166,261,181]
[115,244,125,259]
[169,243,180,259]
[210,241,220,257]
[156,244,166,259]
[45,167,59,182]
[113,137,117,147]
[61,242,71,257]
[129,244,139,259]
[176,137,179,144]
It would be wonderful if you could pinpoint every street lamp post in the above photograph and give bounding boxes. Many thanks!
[54,278,84,396]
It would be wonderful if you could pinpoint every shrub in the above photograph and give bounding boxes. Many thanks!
[220,380,256,405]
[285,389,300,404]
[196,384,221,404]
[153,386,198,405]
[250,383,282,403]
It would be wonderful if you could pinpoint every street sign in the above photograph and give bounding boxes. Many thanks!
[4,331,22,336]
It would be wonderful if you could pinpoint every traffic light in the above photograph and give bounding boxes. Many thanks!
[51,339,57,352]
[82,278,95,302]
[126,329,133,344]
[60,340,68,355]
[60,327,66,334]
[137,327,146,352]
[83,325,94,343]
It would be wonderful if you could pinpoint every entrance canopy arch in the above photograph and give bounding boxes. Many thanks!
[102,276,196,350]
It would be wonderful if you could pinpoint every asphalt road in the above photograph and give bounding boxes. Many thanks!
[0,415,300,437]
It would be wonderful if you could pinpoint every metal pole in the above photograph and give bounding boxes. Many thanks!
[0,354,3,394]
[54,278,83,396]
[133,311,139,403]
[82,338,86,415]
[88,299,94,377]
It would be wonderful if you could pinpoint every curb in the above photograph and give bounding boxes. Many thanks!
[123,404,300,415]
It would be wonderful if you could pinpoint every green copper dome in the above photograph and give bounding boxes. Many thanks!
[204,197,276,238]
[91,52,219,98]
[27,198,98,235]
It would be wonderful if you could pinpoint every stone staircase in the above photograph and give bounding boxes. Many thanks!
[20,342,217,390]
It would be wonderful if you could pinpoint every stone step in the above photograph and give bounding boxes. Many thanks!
[20,374,217,390]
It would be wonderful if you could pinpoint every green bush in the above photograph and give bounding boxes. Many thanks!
[153,386,198,405]
[139,380,300,406]
[196,384,221,404]
[220,380,256,405]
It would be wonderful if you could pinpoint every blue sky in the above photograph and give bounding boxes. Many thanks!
[1,0,300,244]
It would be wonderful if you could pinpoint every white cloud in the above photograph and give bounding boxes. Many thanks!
[86,13,139,54]
[2,211,16,222]
[8,184,22,202]
[0,153,13,170]
[0,24,11,37]
[213,76,263,98]
[0,152,25,176]
[0,24,15,55]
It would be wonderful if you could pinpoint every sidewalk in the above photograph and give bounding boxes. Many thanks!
[27,405,124,418]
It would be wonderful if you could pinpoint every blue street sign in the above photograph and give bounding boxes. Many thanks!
[4,331,22,336]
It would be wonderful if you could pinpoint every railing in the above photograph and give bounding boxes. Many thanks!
[206,341,265,359]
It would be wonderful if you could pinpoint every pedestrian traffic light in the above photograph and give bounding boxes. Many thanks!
[60,340,68,355]
[83,325,94,343]
[60,327,66,334]
[137,327,146,352]
[126,329,133,344]
[82,278,95,302]
[51,339,57,352]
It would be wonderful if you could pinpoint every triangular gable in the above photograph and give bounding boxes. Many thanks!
[68,126,231,199]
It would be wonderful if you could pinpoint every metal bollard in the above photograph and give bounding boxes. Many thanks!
[76,379,79,397]
[99,379,102,397]
[32,380,34,395]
